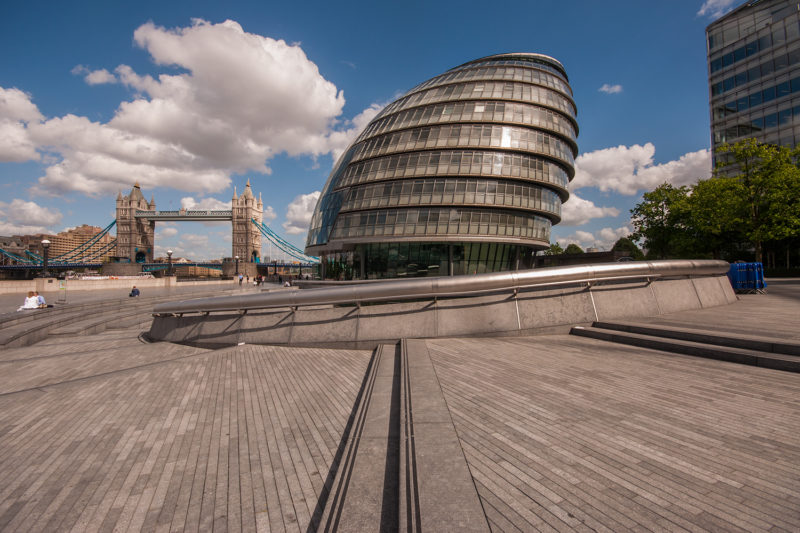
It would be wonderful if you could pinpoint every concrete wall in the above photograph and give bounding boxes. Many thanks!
[0,276,238,295]
[149,274,737,349]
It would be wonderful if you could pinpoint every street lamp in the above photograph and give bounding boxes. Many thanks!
[235,255,239,280]
[41,239,50,278]
[167,250,173,277]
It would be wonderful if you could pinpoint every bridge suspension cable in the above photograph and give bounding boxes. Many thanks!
[51,220,117,262]
[251,219,319,264]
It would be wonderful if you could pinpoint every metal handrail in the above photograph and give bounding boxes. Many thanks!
[152,259,729,316]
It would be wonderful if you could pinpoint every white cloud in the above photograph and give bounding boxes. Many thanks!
[180,196,231,211]
[282,191,320,235]
[0,198,63,234]
[262,205,277,222]
[557,225,633,251]
[598,83,623,94]
[572,144,711,195]
[697,0,737,18]
[6,19,381,197]
[0,87,43,162]
[158,227,178,237]
[86,69,118,85]
[560,192,619,226]
[72,65,117,85]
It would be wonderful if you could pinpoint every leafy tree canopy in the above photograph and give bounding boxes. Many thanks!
[611,237,644,260]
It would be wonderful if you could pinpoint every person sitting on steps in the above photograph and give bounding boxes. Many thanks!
[129,286,140,297]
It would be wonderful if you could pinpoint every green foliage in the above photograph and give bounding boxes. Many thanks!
[630,139,800,263]
[611,237,644,260]
[630,182,690,259]
[564,243,584,254]
[545,243,564,255]
[717,139,800,262]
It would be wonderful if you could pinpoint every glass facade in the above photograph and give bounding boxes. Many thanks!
[306,53,577,279]
[707,0,800,170]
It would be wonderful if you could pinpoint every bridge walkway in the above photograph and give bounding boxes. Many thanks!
[0,282,797,531]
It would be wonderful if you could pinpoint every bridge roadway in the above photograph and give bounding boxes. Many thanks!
[0,280,798,531]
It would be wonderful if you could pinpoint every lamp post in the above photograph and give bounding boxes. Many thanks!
[167,250,173,277]
[235,255,239,280]
[41,239,50,278]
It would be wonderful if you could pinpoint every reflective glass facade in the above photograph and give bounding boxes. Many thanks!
[306,53,577,279]
[707,0,800,170]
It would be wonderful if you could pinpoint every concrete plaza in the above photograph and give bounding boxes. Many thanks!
[0,280,798,531]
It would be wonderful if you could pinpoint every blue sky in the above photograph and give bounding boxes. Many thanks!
[0,0,739,260]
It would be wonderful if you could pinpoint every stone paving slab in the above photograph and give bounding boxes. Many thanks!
[0,333,371,532]
[426,334,800,532]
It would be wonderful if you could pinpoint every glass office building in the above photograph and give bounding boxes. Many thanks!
[707,0,800,170]
[306,53,578,279]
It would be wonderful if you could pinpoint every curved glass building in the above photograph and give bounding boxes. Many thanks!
[306,53,577,279]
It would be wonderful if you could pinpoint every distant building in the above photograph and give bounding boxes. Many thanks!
[0,235,26,264]
[707,0,800,170]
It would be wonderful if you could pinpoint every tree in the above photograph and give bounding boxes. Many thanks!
[545,243,564,255]
[716,139,800,262]
[564,243,584,254]
[679,176,745,260]
[611,237,644,260]
[630,182,690,259]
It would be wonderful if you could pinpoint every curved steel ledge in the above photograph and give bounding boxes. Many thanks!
[152,260,729,316]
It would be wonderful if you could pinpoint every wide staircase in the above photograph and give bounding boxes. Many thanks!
[0,287,243,349]
[570,320,800,373]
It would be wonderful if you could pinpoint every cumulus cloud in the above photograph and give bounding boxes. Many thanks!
[0,198,63,234]
[282,191,320,235]
[262,204,277,222]
[557,225,634,251]
[158,227,178,237]
[598,84,623,94]
[572,144,711,195]
[180,196,231,211]
[6,18,380,197]
[560,192,620,226]
[697,0,737,18]
[0,87,43,162]
[72,65,118,85]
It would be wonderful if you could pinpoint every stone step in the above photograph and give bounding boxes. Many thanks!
[592,320,800,356]
[570,325,800,373]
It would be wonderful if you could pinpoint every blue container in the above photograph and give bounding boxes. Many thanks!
[727,262,767,293]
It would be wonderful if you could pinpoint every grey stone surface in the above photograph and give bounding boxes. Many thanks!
[592,280,660,319]
[149,275,737,349]
[650,277,703,313]
[2,278,798,532]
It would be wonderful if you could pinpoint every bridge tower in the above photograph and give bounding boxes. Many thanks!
[231,179,262,263]
[116,183,155,263]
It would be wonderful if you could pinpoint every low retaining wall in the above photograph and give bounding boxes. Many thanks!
[0,277,237,295]
[149,274,737,349]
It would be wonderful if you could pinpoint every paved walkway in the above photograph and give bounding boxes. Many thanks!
[0,279,797,531]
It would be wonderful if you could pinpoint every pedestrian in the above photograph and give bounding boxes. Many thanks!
[17,291,39,311]
[34,291,47,308]
[129,286,140,297]
[279,275,283,285]
[238,273,243,286]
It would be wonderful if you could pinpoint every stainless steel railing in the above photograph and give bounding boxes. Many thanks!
[152,259,730,315]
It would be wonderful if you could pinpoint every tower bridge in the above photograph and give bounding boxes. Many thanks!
[0,181,318,277]
[115,181,263,264]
